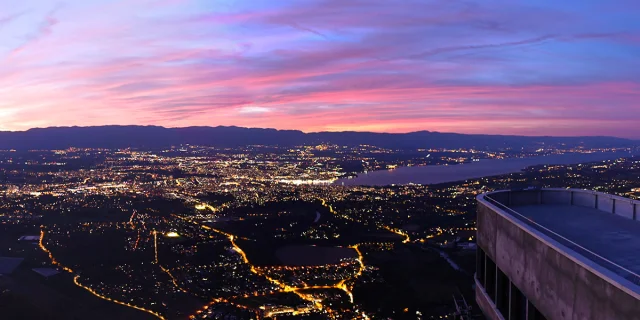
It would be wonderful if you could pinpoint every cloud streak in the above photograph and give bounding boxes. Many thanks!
[0,11,28,26]
[0,0,639,137]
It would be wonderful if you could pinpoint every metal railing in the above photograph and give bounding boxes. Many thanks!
[483,194,640,287]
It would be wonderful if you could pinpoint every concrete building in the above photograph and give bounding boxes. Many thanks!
[475,188,640,320]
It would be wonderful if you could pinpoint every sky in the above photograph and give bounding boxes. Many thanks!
[1,0,639,138]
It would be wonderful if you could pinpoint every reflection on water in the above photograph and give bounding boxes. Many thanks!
[335,152,636,186]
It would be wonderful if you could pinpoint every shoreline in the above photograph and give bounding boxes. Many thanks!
[335,151,637,187]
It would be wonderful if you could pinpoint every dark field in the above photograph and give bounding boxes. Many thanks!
[0,224,156,320]
[275,245,357,266]
[353,245,476,318]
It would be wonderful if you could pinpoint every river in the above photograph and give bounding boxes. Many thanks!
[335,152,636,186]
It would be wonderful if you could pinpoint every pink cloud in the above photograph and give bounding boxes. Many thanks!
[0,0,638,138]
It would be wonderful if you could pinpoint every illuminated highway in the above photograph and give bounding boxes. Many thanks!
[183,202,379,319]
[39,229,166,320]
[37,197,403,320]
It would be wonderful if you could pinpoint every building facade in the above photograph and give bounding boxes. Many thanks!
[475,188,640,320]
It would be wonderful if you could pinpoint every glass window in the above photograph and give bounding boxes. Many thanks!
[528,300,547,320]
[496,267,510,316]
[510,282,526,320]
[485,256,497,300]
[476,247,486,288]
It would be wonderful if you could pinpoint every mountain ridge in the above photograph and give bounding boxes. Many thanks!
[0,125,636,150]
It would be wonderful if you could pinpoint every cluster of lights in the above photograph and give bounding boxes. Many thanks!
[184,202,380,320]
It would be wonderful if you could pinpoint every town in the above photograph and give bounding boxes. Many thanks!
[0,145,638,319]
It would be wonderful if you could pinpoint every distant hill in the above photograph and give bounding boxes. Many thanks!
[0,126,636,150]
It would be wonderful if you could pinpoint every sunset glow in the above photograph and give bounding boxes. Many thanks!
[1,0,639,137]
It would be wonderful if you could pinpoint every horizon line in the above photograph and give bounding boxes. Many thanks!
[0,124,636,140]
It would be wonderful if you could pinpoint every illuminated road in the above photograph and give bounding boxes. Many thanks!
[153,230,159,264]
[380,225,411,243]
[154,230,189,294]
[39,229,166,320]
[181,206,372,319]
[38,199,405,319]
[186,198,408,318]
[133,229,141,250]
[129,210,137,228]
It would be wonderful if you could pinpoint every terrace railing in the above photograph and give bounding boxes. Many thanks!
[482,194,640,287]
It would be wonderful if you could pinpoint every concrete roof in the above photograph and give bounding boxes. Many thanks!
[511,204,640,275]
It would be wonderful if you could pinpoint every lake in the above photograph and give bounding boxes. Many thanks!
[335,152,636,186]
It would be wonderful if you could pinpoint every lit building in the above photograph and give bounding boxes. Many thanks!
[476,188,640,319]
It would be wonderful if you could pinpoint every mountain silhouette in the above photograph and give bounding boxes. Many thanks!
[0,126,635,150]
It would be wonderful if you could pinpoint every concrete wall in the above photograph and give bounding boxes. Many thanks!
[510,191,540,206]
[477,198,640,320]
[616,200,636,220]
[573,191,596,208]
[489,191,510,206]
[477,202,498,263]
[541,190,571,205]
[597,195,614,212]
